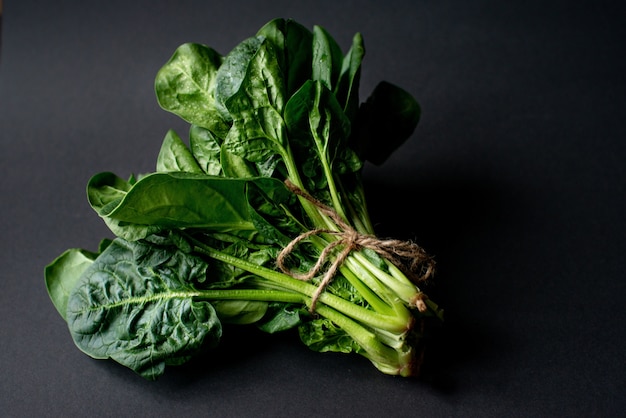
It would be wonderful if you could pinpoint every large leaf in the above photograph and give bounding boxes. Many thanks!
[257,18,313,97]
[66,238,222,380]
[352,81,421,165]
[284,80,360,195]
[88,171,292,243]
[155,43,230,137]
[87,173,163,241]
[214,36,264,118]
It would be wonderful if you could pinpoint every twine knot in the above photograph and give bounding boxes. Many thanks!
[276,180,435,312]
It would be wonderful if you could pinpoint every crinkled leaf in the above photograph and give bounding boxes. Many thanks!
[66,238,222,380]
[222,107,287,166]
[299,317,363,354]
[189,125,222,176]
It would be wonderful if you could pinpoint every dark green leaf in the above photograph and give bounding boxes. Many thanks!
[257,18,313,96]
[312,25,344,91]
[66,238,221,380]
[335,32,365,120]
[214,36,264,117]
[257,303,303,333]
[87,172,163,241]
[353,81,421,165]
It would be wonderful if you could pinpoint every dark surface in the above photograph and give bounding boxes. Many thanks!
[1,1,624,416]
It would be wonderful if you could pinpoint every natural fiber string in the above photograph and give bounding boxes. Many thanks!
[276,180,435,312]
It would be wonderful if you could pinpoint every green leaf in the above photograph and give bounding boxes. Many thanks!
[212,300,268,324]
[299,317,363,354]
[257,18,313,97]
[156,129,203,173]
[88,171,293,243]
[155,43,230,137]
[214,36,264,118]
[189,125,222,176]
[87,172,163,241]
[284,80,359,196]
[66,238,221,380]
[45,248,99,320]
[312,25,344,91]
[353,81,421,165]
[257,303,303,333]
[335,32,365,120]
[246,177,300,245]
[220,146,259,178]
[95,172,256,235]
[222,37,286,117]
[221,107,287,167]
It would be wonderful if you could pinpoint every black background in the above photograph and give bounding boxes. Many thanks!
[1,1,624,416]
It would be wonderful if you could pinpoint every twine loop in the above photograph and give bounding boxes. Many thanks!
[276,180,435,312]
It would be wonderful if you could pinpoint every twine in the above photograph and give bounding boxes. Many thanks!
[276,180,435,312]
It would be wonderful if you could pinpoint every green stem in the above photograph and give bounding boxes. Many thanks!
[189,237,409,333]
[313,304,415,376]
[195,288,304,304]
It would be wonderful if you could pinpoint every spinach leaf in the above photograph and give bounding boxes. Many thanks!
[156,129,203,173]
[353,81,421,165]
[88,171,294,243]
[45,248,99,320]
[335,33,365,121]
[87,172,163,241]
[155,43,230,137]
[257,18,313,97]
[66,238,221,380]
[189,125,222,176]
[299,317,363,354]
[311,25,344,91]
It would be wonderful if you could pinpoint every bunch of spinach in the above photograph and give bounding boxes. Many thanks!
[45,18,442,380]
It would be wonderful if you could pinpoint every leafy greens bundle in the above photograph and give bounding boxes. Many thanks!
[45,18,443,380]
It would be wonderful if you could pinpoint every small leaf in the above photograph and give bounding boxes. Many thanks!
[312,25,343,91]
[87,172,163,241]
[299,318,362,354]
[156,129,203,173]
[212,300,268,325]
[45,248,99,320]
[335,32,365,120]
[257,303,303,334]
[189,125,222,176]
